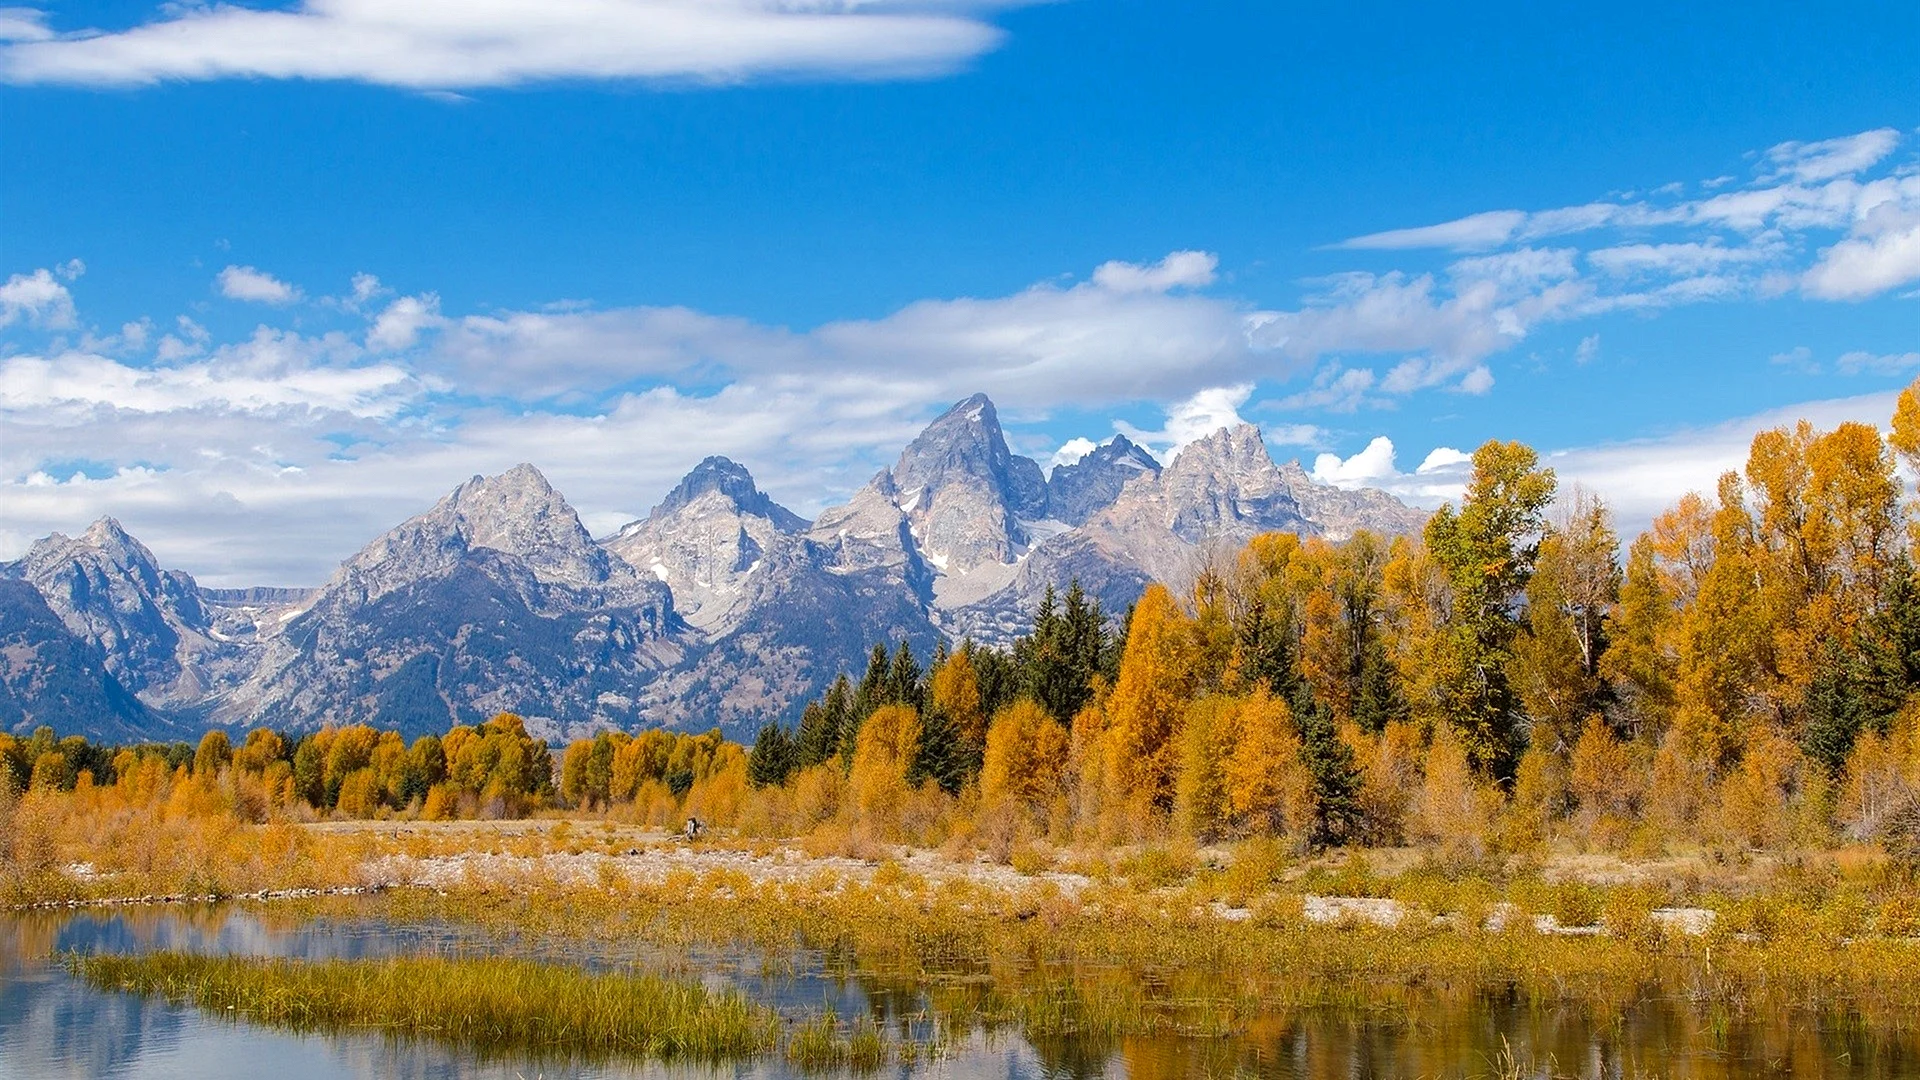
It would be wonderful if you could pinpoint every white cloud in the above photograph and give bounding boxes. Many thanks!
[1115,384,1254,461]
[367,293,444,352]
[0,0,1026,90]
[1586,239,1772,278]
[1338,209,1526,252]
[0,7,50,42]
[1090,250,1218,293]
[1267,364,1376,413]
[1802,200,1920,300]
[0,336,414,418]
[349,272,385,305]
[217,265,301,305]
[1331,127,1920,302]
[0,266,77,329]
[1761,128,1901,184]
[1457,364,1494,394]
[1547,389,1908,535]
[1309,436,1471,504]
[1574,334,1599,364]
[1447,247,1579,294]
[1836,350,1920,376]
[1049,437,1097,471]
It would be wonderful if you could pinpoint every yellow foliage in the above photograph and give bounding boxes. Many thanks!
[979,699,1068,822]
[847,704,921,833]
[1102,583,1197,824]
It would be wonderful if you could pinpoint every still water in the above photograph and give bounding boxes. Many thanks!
[2,903,1914,1079]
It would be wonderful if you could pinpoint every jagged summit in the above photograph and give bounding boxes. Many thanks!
[885,393,1048,575]
[651,456,808,533]
[334,462,635,604]
[6,396,1429,742]
[1047,434,1162,526]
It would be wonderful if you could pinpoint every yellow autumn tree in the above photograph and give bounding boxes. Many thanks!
[979,698,1069,825]
[1174,695,1237,840]
[1223,689,1314,842]
[1102,583,1198,831]
[848,704,922,830]
[929,646,987,771]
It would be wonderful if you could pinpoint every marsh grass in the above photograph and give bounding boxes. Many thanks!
[66,950,780,1063]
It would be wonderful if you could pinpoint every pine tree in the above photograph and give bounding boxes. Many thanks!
[1801,639,1867,774]
[794,699,838,769]
[1292,686,1362,847]
[747,722,796,788]
[886,641,925,711]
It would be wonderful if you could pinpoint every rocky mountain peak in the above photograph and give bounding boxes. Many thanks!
[1047,434,1163,526]
[886,393,1047,574]
[330,464,636,609]
[652,456,807,533]
[8,517,224,708]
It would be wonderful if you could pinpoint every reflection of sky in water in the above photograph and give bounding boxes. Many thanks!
[0,909,1072,1080]
[3,907,1917,1080]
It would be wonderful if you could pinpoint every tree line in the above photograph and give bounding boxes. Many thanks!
[737,384,1920,858]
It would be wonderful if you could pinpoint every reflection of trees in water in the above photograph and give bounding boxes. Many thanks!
[1105,997,1920,1080]
[11,906,1920,1080]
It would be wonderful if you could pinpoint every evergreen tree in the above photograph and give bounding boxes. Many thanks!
[886,641,925,711]
[1291,686,1362,847]
[794,699,838,769]
[1857,558,1920,724]
[970,640,1022,722]
[1235,587,1301,701]
[1423,440,1557,779]
[747,722,796,788]
[1801,639,1868,773]
[1352,633,1408,733]
[911,702,966,794]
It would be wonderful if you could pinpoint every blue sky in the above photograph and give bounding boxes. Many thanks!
[2,0,1917,584]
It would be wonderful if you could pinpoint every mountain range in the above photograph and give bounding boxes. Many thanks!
[2,393,1427,743]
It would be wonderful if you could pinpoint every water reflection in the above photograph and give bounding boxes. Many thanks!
[1,905,1913,1079]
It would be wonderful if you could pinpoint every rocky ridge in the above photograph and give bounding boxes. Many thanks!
[7,394,1428,740]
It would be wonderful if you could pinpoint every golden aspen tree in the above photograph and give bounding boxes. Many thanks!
[1224,689,1313,841]
[1103,583,1199,824]
[1380,535,1450,729]
[1601,536,1677,739]
[1511,530,1602,752]
[848,704,922,827]
[1174,695,1237,840]
[929,647,987,766]
[1569,715,1638,844]
[979,698,1069,822]
[1065,700,1113,838]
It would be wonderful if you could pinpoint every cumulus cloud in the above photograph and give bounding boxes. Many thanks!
[0,266,77,329]
[1802,199,1920,300]
[0,0,1028,90]
[1049,437,1097,471]
[217,265,301,305]
[1114,384,1253,462]
[1090,250,1218,293]
[367,293,444,352]
[1309,436,1472,504]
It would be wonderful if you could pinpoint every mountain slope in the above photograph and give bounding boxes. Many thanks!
[0,579,163,741]
[218,464,689,741]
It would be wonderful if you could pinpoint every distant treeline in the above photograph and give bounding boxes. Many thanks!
[2,714,556,820]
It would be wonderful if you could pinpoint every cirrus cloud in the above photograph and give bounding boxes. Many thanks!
[0,0,1031,90]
